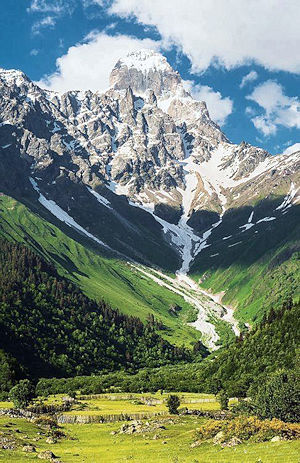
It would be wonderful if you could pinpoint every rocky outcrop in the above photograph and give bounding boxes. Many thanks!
[0,50,299,274]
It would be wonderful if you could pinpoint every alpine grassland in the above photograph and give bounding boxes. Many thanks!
[0,396,299,463]
[0,194,201,347]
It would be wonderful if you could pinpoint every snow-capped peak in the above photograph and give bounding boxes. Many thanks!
[109,49,181,96]
[116,49,172,74]
[0,68,29,86]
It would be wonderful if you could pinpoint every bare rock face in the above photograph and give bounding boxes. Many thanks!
[2,50,294,214]
[109,49,181,96]
[0,50,299,275]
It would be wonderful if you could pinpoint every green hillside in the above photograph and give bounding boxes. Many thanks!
[0,238,205,380]
[190,200,300,323]
[35,299,300,397]
[0,194,200,347]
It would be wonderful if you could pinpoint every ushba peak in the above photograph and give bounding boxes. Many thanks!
[109,49,183,97]
[114,49,172,73]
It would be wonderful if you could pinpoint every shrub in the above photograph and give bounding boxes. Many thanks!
[249,370,300,422]
[67,389,76,399]
[167,395,181,414]
[9,379,35,408]
[217,389,229,410]
[196,416,300,444]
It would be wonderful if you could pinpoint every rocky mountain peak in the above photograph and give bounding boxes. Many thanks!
[109,49,182,96]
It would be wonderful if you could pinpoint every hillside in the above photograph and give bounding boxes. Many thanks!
[190,198,300,322]
[0,237,207,384]
[0,194,204,347]
[35,298,300,398]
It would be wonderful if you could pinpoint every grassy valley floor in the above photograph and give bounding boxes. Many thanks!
[0,414,299,462]
[0,394,299,462]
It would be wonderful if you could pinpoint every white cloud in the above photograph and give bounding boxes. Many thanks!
[30,48,39,56]
[28,0,72,14]
[251,116,277,136]
[247,80,300,136]
[245,106,256,116]
[32,16,56,35]
[37,32,160,92]
[184,81,233,126]
[109,0,300,74]
[283,142,300,155]
[240,71,258,88]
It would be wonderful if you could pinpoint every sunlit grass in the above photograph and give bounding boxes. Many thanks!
[0,413,299,463]
[0,195,201,347]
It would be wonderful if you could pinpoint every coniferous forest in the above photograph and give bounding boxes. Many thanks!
[0,236,298,402]
[0,238,204,390]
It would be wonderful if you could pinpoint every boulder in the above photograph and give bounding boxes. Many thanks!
[46,437,57,444]
[271,435,283,442]
[213,431,224,444]
[190,440,200,448]
[22,445,36,452]
[37,450,57,460]
[221,437,242,447]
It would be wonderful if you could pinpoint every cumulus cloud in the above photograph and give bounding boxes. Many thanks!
[246,80,300,136]
[240,71,258,88]
[283,142,300,155]
[109,0,300,74]
[37,32,160,92]
[184,81,233,125]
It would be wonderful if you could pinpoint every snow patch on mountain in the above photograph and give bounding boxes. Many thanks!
[87,187,112,209]
[30,177,110,249]
[256,216,276,224]
[276,182,299,211]
[117,50,171,74]
[134,265,221,350]
[240,211,255,232]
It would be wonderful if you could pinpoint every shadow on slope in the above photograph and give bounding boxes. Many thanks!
[190,198,300,323]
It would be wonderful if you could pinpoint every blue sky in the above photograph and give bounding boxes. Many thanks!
[1,0,299,154]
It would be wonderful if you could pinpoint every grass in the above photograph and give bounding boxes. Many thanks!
[0,414,299,462]
[0,392,231,418]
[189,196,300,324]
[0,195,200,347]
[193,251,299,324]
[60,392,222,417]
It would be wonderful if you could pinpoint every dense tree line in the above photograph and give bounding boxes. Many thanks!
[0,236,298,406]
[0,238,206,389]
[201,298,299,397]
[36,299,299,396]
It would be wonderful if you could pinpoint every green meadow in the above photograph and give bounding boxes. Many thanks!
[0,393,299,463]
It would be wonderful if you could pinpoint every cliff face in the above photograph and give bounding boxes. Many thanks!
[0,51,299,275]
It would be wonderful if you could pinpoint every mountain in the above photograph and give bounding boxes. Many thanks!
[0,49,299,349]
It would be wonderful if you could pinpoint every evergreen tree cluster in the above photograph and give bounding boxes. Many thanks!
[0,238,202,385]
[201,298,299,397]
[36,298,299,397]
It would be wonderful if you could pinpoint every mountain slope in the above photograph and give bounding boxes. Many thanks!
[0,237,207,380]
[0,49,299,345]
[36,299,300,397]
[0,194,202,348]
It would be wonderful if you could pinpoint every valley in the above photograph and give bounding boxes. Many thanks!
[1,49,299,346]
[0,46,299,463]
